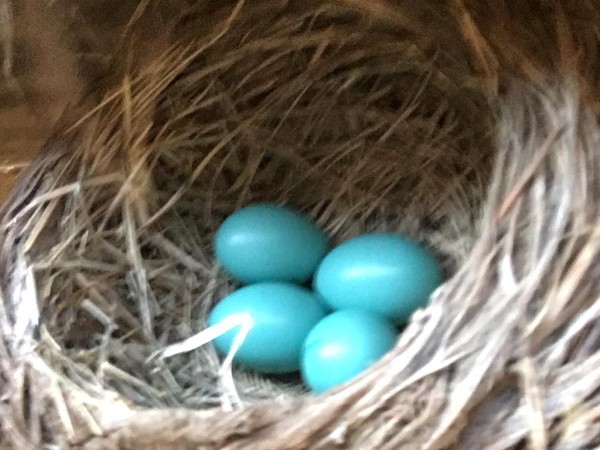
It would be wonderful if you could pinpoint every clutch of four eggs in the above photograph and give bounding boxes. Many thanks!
[209,204,442,388]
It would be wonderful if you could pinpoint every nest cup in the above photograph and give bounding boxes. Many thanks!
[1,1,600,449]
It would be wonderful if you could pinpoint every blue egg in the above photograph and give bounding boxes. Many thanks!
[215,203,329,284]
[301,309,397,393]
[314,233,443,323]
[208,282,327,374]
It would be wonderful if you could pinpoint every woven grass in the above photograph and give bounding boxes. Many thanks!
[1,1,600,448]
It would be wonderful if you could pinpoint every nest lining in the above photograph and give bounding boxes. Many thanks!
[20,1,489,409]
[1,1,600,449]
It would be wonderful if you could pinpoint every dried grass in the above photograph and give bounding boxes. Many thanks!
[0,1,599,449]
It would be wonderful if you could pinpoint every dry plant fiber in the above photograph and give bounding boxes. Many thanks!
[1,0,600,449]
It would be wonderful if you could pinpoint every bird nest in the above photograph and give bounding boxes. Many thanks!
[1,1,600,449]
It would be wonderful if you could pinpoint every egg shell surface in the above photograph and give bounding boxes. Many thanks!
[314,233,443,323]
[215,203,329,284]
[301,309,397,393]
[208,282,327,374]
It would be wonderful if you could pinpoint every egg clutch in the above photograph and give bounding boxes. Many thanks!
[209,204,443,393]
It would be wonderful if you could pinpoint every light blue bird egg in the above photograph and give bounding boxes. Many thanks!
[301,309,397,393]
[215,203,329,284]
[314,233,443,323]
[208,282,327,374]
